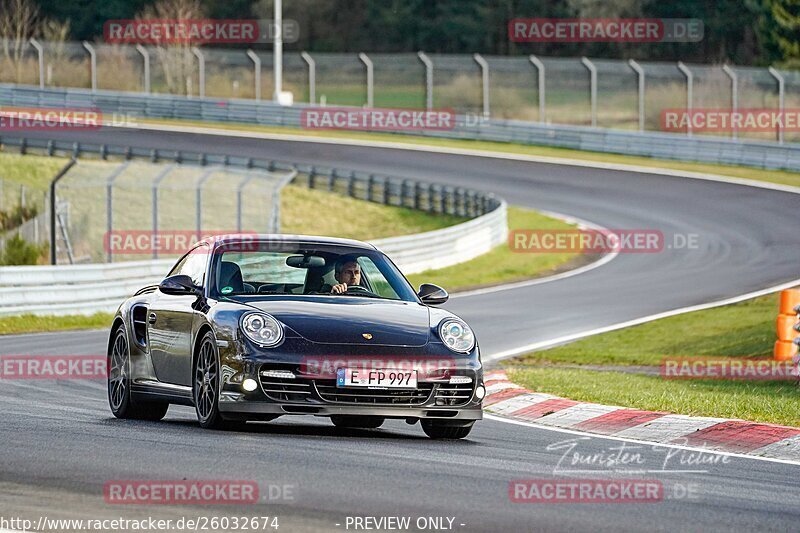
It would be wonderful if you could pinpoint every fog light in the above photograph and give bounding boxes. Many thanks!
[475,385,486,400]
[242,378,258,392]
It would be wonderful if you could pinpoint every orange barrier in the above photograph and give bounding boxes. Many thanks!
[776,314,797,341]
[774,289,800,361]
[774,340,798,361]
[779,288,800,315]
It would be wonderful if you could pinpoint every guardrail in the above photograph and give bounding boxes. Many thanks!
[0,202,507,317]
[2,84,800,172]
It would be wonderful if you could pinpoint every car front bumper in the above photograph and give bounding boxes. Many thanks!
[218,394,482,423]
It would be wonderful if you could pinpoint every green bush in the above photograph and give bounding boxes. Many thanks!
[0,204,39,231]
[1,234,46,265]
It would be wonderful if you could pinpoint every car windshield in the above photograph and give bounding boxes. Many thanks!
[209,242,418,302]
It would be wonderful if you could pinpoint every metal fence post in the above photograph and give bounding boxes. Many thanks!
[417,51,433,110]
[192,47,205,98]
[677,62,693,137]
[29,38,44,89]
[529,55,545,124]
[236,175,255,232]
[722,64,738,140]
[105,163,130,263]
[768,67,785,145]
[82,41,97,92]
[195,170,215,234]
[135,45,151,93]
[246,49,261,101]
[49,158,77,264]
[628,59,645,132]
[382,178,390,205]
[151,165,174,259]
[366,175,374,201]
[581,57,597,128]
[301,52,316,104]
[473,53,489,118]
[308,166,316,189]
[359,52,374,108]
[273,0,283,102]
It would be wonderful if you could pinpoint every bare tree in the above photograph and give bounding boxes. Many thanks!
[137,0,204,95]
[41,17,70,63]
[0,0,39,82]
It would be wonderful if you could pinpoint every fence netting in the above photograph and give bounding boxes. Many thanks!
[1,39,796,142]
[53,159,289,264]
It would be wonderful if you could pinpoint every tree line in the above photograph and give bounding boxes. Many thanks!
[2,0,799,67]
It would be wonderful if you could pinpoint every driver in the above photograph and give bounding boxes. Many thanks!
[330,256,361,294]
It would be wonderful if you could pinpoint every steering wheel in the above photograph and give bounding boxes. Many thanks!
[345,285,376,296]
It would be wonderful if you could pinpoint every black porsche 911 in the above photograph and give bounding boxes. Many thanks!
[107,234,485,439]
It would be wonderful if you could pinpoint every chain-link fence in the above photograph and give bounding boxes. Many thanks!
[3,39,798,142]
[47,160,289,264]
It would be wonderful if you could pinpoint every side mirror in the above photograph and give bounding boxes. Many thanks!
[418,283,449,305]
[159,274,201,296]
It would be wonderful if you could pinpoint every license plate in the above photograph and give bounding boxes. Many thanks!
[336,368,417,389]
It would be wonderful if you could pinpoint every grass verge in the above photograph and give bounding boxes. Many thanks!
[511,293,778,367]
[0,312,114,335]
[504,292,800,426]
[280,183,465,241]
[407,206,583,292]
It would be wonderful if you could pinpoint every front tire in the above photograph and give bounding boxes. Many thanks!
[421,420,473,440]
[193,331,243,430]
[108,327,169,421]
[330,415,385,429]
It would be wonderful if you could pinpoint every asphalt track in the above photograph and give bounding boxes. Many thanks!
[2,127,800,532]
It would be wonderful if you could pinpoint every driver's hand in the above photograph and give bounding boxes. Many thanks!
[331,283,348,294]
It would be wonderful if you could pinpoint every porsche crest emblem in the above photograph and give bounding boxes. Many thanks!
[362,333,373,340]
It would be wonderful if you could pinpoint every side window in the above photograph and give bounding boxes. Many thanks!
[358,257,400,300]
[184,248,208,287]
[168,254,189,277]
[179,245,209,287]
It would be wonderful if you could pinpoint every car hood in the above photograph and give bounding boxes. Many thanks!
[245,297,431,347]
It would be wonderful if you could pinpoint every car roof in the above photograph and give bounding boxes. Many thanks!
[201,233,378,251]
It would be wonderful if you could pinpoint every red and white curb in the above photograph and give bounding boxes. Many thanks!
[484,370,800,461]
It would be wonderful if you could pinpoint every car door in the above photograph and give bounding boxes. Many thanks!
[147,244,209,386]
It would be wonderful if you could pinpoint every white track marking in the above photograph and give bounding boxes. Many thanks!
[484,414,800,467]
[451,209,619,298]
[484,276,800,362]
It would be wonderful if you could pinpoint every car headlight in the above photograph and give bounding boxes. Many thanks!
[241,312,284,347]
[438,319,475,353]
